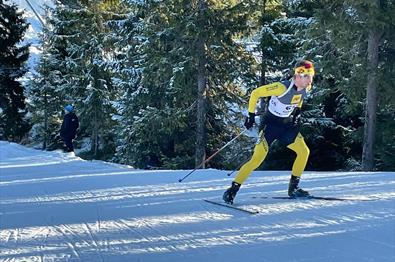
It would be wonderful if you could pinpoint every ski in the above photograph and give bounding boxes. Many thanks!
[274,196,354,201]
[252,196,375,201]
[204,199,259,214]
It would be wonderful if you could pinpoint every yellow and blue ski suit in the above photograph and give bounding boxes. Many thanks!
[234,80,310,185]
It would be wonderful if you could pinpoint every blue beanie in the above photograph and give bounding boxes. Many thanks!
[65,105,74,112]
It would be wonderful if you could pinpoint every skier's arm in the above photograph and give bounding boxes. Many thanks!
[75,116,79,130]
[60,116,68,137]
[248,82,287,113]
[64,116,70,132]
[73,116,79,137]
[60,121,65,137]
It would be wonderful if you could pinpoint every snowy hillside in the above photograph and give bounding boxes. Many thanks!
[0,141,394,262]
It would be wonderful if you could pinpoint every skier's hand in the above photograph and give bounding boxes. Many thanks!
[292,107,301,127]
[244,112,255,129]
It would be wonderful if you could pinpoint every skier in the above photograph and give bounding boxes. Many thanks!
[60,105,79,152]
[223,60,315,204]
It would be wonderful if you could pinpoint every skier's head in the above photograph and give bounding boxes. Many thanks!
[64,105,74,113]
[293,60,314,89]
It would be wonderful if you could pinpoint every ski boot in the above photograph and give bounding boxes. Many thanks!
[223,181,241,204]
[288,175,310,198]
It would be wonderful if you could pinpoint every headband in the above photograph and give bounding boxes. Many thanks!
[294,61,315,76]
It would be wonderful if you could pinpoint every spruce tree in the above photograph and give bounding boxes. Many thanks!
[35,0,122,158]
[28,34,64,150]
[111,1,146,165]
[307,0,395,170]
[117,0,256,169]
[0,0,30,142]
[28,2,76,150]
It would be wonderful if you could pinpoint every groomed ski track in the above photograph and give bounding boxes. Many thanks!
[1,141,394,262]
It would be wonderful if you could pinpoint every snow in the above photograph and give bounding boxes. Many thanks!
[1,141,394,262]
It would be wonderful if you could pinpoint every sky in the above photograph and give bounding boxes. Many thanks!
[11,0,52,78]
[1,141,394,261]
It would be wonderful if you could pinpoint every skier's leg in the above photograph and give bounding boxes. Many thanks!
[223,137,269,204]
[234,138,269,184]
[287,133,309,177]
[64,138,74,152]
[287,133,310,197]
[68,140,74,152]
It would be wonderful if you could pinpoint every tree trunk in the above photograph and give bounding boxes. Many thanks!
[92,4,103,159]
[362,28,381,171]
[259,0,267,118]
[43,89,48,150]
[260,59,266,86]
[91,110,99,157]
[195,0,207,167]
[259,58,267,119]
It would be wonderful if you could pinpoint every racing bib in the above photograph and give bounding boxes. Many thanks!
[268,96,297,117]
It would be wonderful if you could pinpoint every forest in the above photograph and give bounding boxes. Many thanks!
[1,0,394,171]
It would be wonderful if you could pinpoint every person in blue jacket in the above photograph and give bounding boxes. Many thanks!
[60,105,79,152]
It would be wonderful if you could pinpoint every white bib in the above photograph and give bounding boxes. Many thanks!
[267,80,305,117]
[268,96,297,117]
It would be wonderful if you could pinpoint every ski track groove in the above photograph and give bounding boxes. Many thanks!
[4,230,12,243]
[37,227,50,262]
[54,225,82,261]
[138,217,189,256]
[114,214,197,256]
[116,218,162,253]
[83,222,105,262]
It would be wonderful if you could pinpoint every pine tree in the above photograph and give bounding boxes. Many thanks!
[116,0,256,169]
[306,0,395,170]
[35,0,122,158]
[247,0,286,85]
[0,0,30,142]
[28,34,64,149]
[28,3,73,149]
[111,1,146,165]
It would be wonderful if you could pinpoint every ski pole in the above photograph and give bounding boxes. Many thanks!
[178,129,247,182]
[227,157,249,177]
[226,127,258,176]
[225,149,249,176]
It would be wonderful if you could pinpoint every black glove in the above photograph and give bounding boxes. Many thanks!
[244,112,255,129]
[292,107,301,127]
